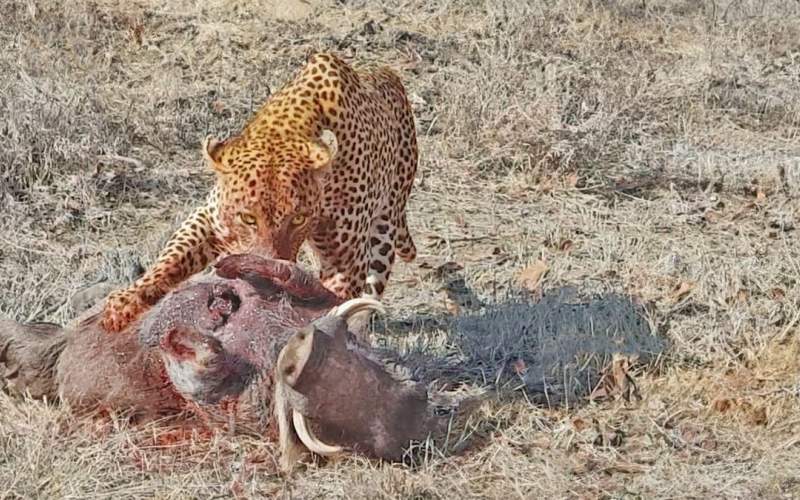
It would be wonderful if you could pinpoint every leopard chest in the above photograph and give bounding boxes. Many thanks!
[319,123,392,217]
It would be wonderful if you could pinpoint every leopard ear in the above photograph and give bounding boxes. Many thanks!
[306,129,337,171]
[202,135,229,174]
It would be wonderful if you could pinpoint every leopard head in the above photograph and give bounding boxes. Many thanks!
[203,129,337,261]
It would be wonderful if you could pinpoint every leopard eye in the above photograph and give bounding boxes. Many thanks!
[238,212,257,226]
[290,214,307,226]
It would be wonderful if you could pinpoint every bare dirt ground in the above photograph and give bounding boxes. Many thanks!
[2,0,800,498]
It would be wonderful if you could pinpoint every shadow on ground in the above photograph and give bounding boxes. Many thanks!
[374,284,667,408]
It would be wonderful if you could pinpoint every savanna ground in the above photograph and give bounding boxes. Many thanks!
[2,0,800,497]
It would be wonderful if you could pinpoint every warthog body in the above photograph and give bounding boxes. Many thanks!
[1,255,449,469]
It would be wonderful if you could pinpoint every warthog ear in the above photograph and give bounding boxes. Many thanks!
[276,325,315,388]
[202,135,229,174]
[306,129,337,171]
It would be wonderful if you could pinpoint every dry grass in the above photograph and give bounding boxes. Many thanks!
[2,0,800,497]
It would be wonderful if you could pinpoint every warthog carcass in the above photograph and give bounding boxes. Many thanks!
[0,255,450,470]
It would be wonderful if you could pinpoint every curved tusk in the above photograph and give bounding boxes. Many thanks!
[328,297,385,320]
[292,410,343,456]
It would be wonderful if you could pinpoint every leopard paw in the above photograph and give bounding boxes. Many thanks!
[101,289,149,333]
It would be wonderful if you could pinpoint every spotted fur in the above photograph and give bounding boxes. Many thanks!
[101,53,417,332]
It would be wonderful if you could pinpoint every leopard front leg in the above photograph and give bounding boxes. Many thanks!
[318,265,367,300]
[101,288,151,333]
[321,222,394,340]
[313,219,394,301]
[101,204,221,333]
[364,215,397,299]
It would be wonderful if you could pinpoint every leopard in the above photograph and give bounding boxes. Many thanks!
[101,52,418,333]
